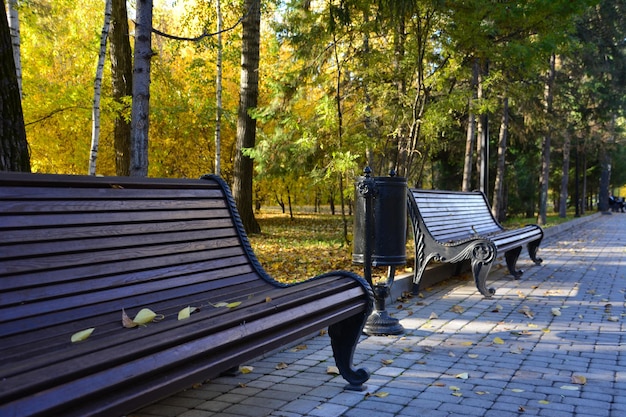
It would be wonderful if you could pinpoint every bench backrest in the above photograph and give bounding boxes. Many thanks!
[0,173,273,346]
[408,188,503,242]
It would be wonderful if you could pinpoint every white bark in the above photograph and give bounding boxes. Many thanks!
[7,0,21,99]
[88,0,112,176]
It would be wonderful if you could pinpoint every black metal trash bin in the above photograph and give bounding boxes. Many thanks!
[353,174,407,267]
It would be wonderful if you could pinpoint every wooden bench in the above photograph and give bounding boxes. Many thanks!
[0,172,373,417]
[407,188,543,297]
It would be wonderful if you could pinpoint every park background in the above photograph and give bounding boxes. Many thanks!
[4,0,626,280]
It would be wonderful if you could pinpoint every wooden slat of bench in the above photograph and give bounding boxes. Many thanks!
[0,277,363,401]
[2,293,366,417]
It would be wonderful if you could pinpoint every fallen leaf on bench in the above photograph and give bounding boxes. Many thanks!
[276,362,289,370]
[551,308,561,316]
[122,309,137,328]
[455,372,469,379]
[226,301,242,309]
[326,366,340,375]
[571,375,587,385]
[178,306,198,321]
[493,337,505,345]
[560,385,579,391]
[71,328,95,343]
[134,308,162,324]
[381,359,394,365]
[239,366,254,374]
[122,308,161,328]
[211,302,228,307]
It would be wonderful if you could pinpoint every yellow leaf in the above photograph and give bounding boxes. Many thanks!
[451,392,463,397]
[468,354,479,359]
[511,388,525,393]
[402,347,412,352]
[226,301,242,309]
[178,306,198,321]
[326,366,340,375]
[571,375,587,385]
[527,323,538,328]
[538,400,550,405]
[212,302,228,307]
[461,341,473,346]
[290,344,307,352]
[542,328,551,333]
[276,362,288,370]
[381,359,394,365]
[133,308,158,325]
[373,392,389,398]
[239,365,254,374]
[475,391,489,395]
[265,297,272,303]
[456,372,469,379]
[71,328,95,343]
[449,386,461,391]
[493,337,505,345]
[451,305,465,314]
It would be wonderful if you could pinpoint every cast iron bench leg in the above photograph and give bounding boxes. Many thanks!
[528,240,543,265]
[504,246,524,278]
[329,313,371,391]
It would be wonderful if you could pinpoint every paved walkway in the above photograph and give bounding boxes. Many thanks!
[132,213,626,417]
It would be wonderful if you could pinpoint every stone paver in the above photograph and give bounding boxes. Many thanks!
[131,213,625,417]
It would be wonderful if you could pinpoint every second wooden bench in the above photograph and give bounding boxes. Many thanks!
[407,188,543,297]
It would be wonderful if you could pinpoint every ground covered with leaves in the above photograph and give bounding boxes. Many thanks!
[248,211,414,284]
[248,209,585,285]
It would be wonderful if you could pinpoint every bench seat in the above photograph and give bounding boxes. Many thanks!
[407,188,543,297]
[0,172,373,417]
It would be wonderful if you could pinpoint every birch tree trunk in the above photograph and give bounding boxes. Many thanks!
[88,0,112,175]
[232,0,261,233]
[130,0,153,177]
[7,0,20,99]
[214,0,222,176]
[492,96,508,221]
[0,0,29,171]
[538,53,556,225]
[110,0,133,176]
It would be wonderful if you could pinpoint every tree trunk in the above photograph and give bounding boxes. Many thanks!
[7,0,20,99]
[214,0,223,176]
[492,96,508,221]
[129,0,153,177]
[232,0,261,234]
[110,0,133,176]
[477,59,489,194]
[462,59,478,192]
[0,0,29,172]
[88,0,112,176]
[558,130,571,217]
[538,53,555,225]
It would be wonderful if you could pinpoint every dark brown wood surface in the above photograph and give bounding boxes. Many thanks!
[0,172,372,417]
